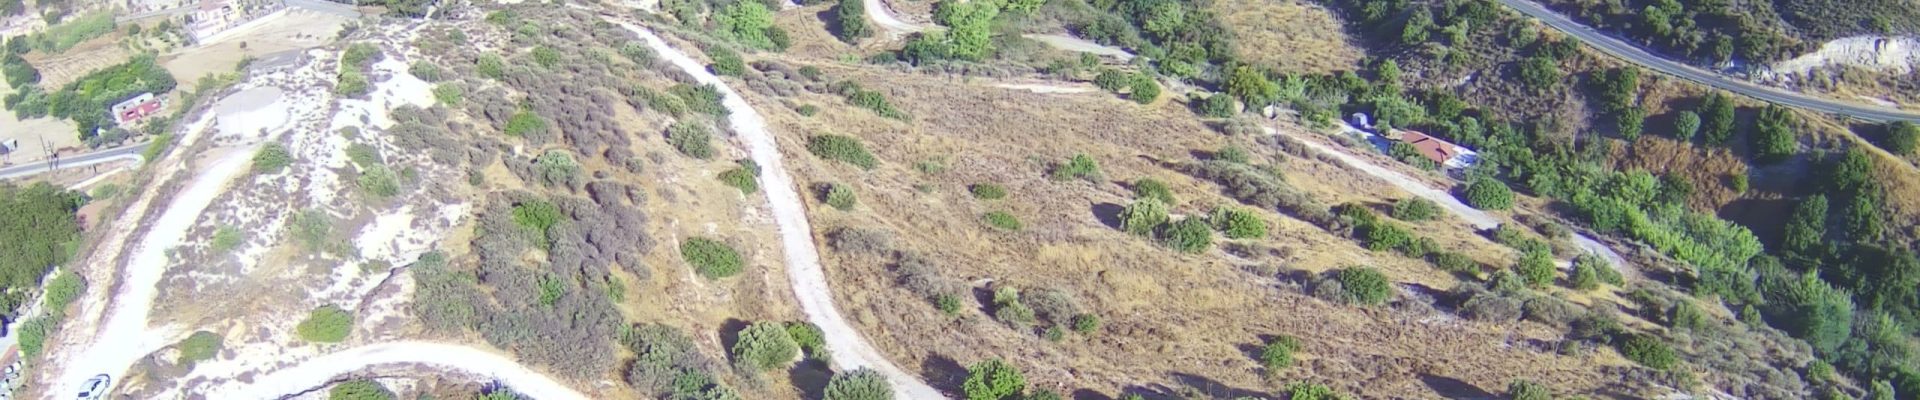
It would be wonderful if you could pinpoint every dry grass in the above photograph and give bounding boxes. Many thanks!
[1610,136,1749,211]
[1211,0,1360,75]
[748,62,1656,398]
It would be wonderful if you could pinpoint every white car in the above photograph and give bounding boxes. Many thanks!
[76,374,110,400]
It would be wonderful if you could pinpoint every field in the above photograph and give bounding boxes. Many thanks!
[1211,0,1360,75]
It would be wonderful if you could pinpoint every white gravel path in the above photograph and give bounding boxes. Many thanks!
[204,341,591,399]
[613,19,948,400]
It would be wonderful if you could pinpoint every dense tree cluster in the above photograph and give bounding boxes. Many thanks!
[4,55,174,138]
[0,183,80,297]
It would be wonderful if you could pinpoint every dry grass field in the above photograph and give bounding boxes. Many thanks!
[1211,0,1361,75]
[739,61,1661,398]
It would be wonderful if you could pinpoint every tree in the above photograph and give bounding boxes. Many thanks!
[1782,194,1829,267]
[1375,59,1401,84]
[715,1,778,49]
[1767,272,1855,355]
[962,358,1026,400]
[330,380,394,400]
[1699,93,1736,145]
[1338,267,1392,305]
[1118,198,1169,236]
[732,321,799,371]
[1463,177,1514,210]
[296,305,353,343]
[1752,105,1797,163]
[825,369,893,400]
[1888,121,1919,156]
[1401,8,1433,44]
[0,183,80,293]
[1673,111,1701,140]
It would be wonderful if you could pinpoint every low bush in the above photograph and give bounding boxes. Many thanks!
[667,122,714,159]
[1337,267,1391,305]
[708,46,746,76]
[503,111,549,139]
[1050,154,1100,182]
[1131,178,1174,204]
[329,380,393,400]
[719,163,759,194]
[1391,197,1440,221]
[1284,382,1347,400]
[963,358,1026,400]
[296,305,353,343]
[823,183,857,210]
[1258,335,1301,372]
[1070,313,1100,335]
[970,183,1007,200]
[1515,248,1555,289]
[178,330,222,364]
[731,321,799,371]
[1128,74,1159,104]
[1160,217,1213,253]
[1463,177,1514,210]
[1214,145,1250,164]
[681,238,744,279]
[1508,380,1551,400]
[983,211,1021,231]
[825,369,892,400]
[1210,206,1267,239]
[252,142,291,174]
[1118,198,1169,236]
[1617,334,1677,370]
[806,134,878,169]
[786,322,826,360]
[669,84,726,116]
[432,84,463,105]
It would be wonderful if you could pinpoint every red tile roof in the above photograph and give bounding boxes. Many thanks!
[1397,130,1458,165]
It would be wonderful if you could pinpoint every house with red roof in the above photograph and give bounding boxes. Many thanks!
[1392,129,1478,170]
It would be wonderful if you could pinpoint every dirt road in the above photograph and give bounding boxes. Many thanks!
[614,19,947,400]
[204,341,590,399]
[1263,126,1633,275]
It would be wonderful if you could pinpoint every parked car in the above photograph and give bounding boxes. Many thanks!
[76,374,110,400]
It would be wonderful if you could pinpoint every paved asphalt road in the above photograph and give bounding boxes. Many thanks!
[0,145,143,181]
[1499,0,1920,123]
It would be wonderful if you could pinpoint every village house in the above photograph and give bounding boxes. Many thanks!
[110,92,165,126]
[1392,129,1479,170]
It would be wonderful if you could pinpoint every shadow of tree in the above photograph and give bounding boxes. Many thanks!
[921,353,968,396]
[788,358,833,400]
[1091,202,1124,229]
[1171,372,1271,399]
[1419,373,1496,399]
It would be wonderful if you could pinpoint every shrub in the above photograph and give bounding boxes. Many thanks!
[288,210,333,252]
[708,46,747,76]
[503,111,549,138]
[1161,217,1214,253]
[1258,335,1300,372]
[1198,93,1235,117]
[1673,110,1702,140]
[832,0,873,43]
[670,84,727,116]
[1093,69,1128,91]
[681,238,744,279]
[1508,380,1551,400]
[1515,248,1555,289]
[408,61,442,82]
[1215,146,1250,164]
[252,142,291,174]
[825,369,892,400]
[16,318,48,357]
[1570,260,1600,290]
[796,104,819,116]
[1050,154,1100,182]
[732,321,799,371]
[1131,178,1174,204]
[806,134,878,169]
[531,45,561,68]
[1284,383,1347,400]
[1430,251,1480,275]
[1070,313,1100,334]
[823,183,857,210]
[983,211,1021,231]
[719,165,759,194]
[1210,207,1267,239]
[1128,75,1159,104]
[43,271,84,315]
[432,84,463,105]
[296,305,353,343]
[210,225,243,253]
[970,183,1007,200]
[785,322,826,359]
[1617,335,1677,370]
[1391,197,1439,221]
[330,380,393,400]
[962,358,1026,400]
[1118,198,1169,236]
[335,69,368,97]
[1337,267,1391,305]
[1463,177,1513,210]
[668,122,715,159]
[846,88,908,119]
[178,330,222,364]
[1888,121,1919,156]
[357,165,401,198]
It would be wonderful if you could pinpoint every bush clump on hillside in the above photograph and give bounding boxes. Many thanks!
[668,122,714,159]
[1210,206,1267,239]
[1258,334,1301,373]
[1050,154,1100,182]
[963,358,1027,400]
[1391,197,1439,221]
[807,134,878,169]
[825,369,892,400]
[178,330,222,365]
[1617,334,1677,370]
[681,238,744,279]
[1160,217,1213,253]
[329,380,394,400]
[296,305,353,343]
[970,183,1007,200]
[252,142,292,174]
[1508,380,1551,400]
[1337,267,1392,306]
[1118,198,1169,236]
[821,183,857,210]
[731,321,799,371]
[1131,178,1174,204]
[983,211,1022,231]
[1462,177,1513,210]
[719,161,759,194]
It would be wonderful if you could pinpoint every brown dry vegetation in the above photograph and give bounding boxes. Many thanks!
[1210,0,1360,75]
[744,62,1657,398]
